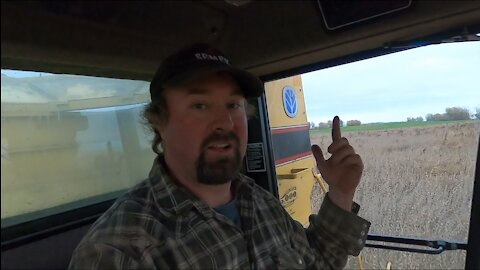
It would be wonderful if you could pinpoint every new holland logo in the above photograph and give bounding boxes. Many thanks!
[282,86,297,118]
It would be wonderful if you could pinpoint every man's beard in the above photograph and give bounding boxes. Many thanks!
[196,132,242,185]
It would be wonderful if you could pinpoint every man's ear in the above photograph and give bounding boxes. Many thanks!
[151,114,167,139]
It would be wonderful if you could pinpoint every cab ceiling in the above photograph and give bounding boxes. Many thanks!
[1,0,480,81]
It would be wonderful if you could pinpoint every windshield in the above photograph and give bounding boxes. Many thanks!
[303,41,479,269]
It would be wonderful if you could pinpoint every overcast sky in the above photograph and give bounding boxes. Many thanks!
[301,41,480,124]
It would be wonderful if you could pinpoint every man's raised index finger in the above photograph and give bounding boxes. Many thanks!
[332,116,341,141]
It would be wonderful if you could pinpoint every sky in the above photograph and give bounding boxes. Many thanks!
[301,41,480,124]
[1,70,54,78]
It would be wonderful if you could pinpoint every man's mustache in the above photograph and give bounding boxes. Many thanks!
[200,132,240,150]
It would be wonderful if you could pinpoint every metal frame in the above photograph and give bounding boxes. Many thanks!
[244,95,279,198]
[466,139,480,269]
[365,234,467,255]
[1,199,115,251]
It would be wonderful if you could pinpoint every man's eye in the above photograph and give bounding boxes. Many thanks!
[228,103,241,109]
[193,104,207,110]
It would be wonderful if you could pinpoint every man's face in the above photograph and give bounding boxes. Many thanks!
[156,73,248,185]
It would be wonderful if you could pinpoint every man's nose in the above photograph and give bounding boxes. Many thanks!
[212,106,234,132]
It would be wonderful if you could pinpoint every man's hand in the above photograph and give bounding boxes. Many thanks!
[311,116,363,211]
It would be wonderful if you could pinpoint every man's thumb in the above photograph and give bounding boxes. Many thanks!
[311,145,326,171]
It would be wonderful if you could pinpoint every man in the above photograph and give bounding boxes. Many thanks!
[69,43,370,269]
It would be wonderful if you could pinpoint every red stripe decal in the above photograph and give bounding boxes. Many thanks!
[275,151,312,165]
[271,125,309,135]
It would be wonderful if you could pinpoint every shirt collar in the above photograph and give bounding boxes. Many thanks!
[148,155,255,217]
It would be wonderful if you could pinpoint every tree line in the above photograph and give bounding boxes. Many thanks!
[310,119,361,129]
[309,107,479,129]
[409,107,478,122]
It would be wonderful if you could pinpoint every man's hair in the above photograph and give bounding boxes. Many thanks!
[142,93,168,155]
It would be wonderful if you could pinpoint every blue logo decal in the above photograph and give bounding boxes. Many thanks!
[282,86,297,118]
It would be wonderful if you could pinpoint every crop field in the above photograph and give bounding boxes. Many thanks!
[310,120,476,134]
[309,120,480,269]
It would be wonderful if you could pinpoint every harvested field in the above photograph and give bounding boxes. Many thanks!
[310,121,480,269]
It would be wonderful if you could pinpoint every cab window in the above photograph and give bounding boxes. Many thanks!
[1,71,155,227]
[303,41,479,269]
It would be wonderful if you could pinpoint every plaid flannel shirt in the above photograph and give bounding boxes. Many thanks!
[69,156,370,269]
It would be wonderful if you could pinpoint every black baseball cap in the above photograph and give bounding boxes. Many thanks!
[150,43,264,104]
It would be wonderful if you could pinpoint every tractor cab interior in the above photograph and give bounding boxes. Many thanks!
[1,1,479,269]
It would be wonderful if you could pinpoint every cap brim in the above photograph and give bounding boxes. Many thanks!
[164,63,264,98]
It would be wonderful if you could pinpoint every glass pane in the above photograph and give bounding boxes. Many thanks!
[1,71,156,226]
[304,41,479,269]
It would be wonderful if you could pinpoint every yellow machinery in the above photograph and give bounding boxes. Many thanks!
[264,76,363,269]
[264,75,318,226]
